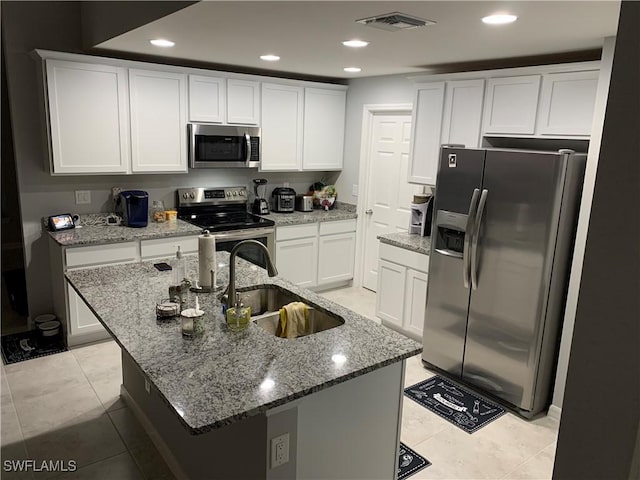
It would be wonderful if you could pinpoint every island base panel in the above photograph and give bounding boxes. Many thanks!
[121,351,268,480]
[121,351,405,480]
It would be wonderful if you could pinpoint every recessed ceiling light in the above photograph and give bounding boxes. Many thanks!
[342,39,369,48]
[482,14,518,25]
[149,39,175,48]
[344,67,362,73]
[260,54,280,62]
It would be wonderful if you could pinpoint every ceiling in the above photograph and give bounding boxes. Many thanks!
[95,1,620,80]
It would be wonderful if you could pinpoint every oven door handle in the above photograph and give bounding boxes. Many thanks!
[245,133,252,165]
[213,228,274,242]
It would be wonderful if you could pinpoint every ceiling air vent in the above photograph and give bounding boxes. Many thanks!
[356,12,436,32]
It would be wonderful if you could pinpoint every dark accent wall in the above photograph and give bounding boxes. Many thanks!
[80,1,196,48]
[553,2,640,478]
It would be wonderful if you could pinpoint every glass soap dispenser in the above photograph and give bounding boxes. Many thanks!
[226,295,251,332]
[173,245,186,285]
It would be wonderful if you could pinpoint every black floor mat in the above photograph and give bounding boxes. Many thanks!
[405,375,506,433]
[398,442,430,479]
[1,330,66,365]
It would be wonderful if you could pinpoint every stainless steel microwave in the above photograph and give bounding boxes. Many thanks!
[188,124,260,168]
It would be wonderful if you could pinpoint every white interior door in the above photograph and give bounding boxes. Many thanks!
[362,113,421,291]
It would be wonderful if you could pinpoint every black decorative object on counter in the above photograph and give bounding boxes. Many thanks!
[405,375,506,434]
[1,331,66,365]
[398,442,430,479]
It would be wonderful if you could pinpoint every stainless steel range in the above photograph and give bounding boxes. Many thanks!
[177,187,275,268]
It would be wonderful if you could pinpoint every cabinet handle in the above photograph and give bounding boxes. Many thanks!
[365,209,373,215]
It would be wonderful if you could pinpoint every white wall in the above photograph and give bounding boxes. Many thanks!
[337,74,415,206]
[550,36,617,411]
[2,2,336,319]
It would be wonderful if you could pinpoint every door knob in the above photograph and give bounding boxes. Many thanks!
[365,209,373,215]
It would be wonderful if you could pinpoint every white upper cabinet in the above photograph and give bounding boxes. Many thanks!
[302,88,346,170]
[441,79,485,148]
[188,75,225,123]
[483,75,541,135]
[227,79,260,125]
[45,60,130,174]
[129,69,187,173]
[260,83,304,171]
[537,70,599,136]
[408,82,445,185]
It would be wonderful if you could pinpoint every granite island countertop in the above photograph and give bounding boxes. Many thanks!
[49,219,202,247]
[262,202,357,226]
[378,232,432,255]
[65,253,421,434]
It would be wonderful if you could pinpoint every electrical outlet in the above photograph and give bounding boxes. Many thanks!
[112,187,122,199]
[144,379,151,394]
[352,184,359,196]
[283,182,290,187]
[75,190,91,205]
[271,433,289,468]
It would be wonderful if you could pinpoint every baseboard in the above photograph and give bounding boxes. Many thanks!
[120,385,189,480]
[547,404,562,421]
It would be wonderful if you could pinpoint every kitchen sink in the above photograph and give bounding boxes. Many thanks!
[237,286,344,338]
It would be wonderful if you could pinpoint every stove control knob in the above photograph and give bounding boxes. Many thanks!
[239,191,245,197]
[226,191,231,197]
[232,191,238,197]
[183,193,188,199]
[190,192,195,199]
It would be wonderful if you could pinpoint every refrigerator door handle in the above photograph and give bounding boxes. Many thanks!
[463,188,481,289]
[471,189,489,290]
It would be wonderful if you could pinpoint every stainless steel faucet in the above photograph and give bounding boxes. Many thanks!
[225,240,278,308]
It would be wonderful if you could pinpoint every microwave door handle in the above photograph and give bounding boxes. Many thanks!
[471,189,488,290]
[463,188,480,289]
[245,133,251,165]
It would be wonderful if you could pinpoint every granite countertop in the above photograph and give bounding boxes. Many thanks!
[263,202,357,227]
[65,253,421,434]
[378,232,432,255]
[49,219,202,247]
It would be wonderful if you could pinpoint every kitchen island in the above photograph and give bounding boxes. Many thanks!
[66,253,421,479]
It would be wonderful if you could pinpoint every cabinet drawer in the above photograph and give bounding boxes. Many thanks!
[319,219,356,236]
[66,242,138,268]
[276,223,318,241]
[379,243,429,273]
[140,235,199,259]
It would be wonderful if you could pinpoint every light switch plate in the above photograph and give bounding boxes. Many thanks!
[271,433,289,468]
[352,184,359,196]
[75,190,91,205]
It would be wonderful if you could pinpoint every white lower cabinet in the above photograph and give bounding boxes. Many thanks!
[404,269,429,338]
[276,236,318,288]
[275,219,356,288]
[67,283,104,340]
[376,243,429,339]
[318,232,356,285]
[376,260,407,328]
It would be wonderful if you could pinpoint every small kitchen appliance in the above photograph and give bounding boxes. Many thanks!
[188,124,260,168]
[271,187,296,213]
[295,195,313,212]
[118,190,149,228]
[409,195,434,236]
[176,187,275,269]
[252,178,270,215]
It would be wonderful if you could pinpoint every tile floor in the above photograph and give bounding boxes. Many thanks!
[0,285,558,479]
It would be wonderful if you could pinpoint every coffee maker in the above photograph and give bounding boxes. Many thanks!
[252,179,269,215]
[409,194,434,236]
[118,190,149,228]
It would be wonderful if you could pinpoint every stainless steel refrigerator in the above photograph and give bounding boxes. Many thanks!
[423,147,586,417]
